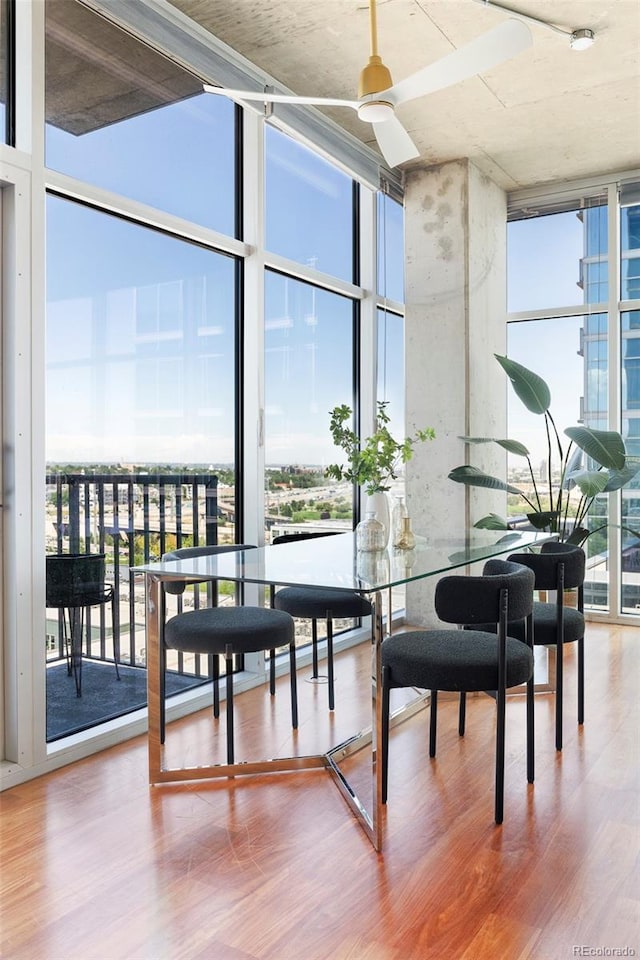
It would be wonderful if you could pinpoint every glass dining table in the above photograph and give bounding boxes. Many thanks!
[136,528,549,851]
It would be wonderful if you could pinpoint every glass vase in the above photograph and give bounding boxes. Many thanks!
[356,511,386,552]
[391,495,409,547]
[365,490,390,546]
[395,516,416,550]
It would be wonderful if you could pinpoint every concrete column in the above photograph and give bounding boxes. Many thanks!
[404,159,508,625]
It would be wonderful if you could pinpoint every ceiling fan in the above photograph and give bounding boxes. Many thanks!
[203,0,532,169]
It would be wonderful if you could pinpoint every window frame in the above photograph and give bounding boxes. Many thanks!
[1,0,405,782]
[507,176,640,622]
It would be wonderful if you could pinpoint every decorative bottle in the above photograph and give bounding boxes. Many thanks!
[395,517,416,550]
[356,511,386,552]
[391,495,409,548]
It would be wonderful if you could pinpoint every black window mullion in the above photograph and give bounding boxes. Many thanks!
[4,0,15,146]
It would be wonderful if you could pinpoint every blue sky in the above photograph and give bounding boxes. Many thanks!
[45,93,592,468]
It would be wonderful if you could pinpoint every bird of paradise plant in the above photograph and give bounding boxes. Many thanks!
[448,355,640,546]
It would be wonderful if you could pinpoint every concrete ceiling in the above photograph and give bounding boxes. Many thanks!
[168,0,640,191]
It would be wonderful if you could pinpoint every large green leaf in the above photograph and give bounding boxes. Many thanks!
[448,465,524,496]
[526,511,559,530]
[459,436,530,456]
[494,355,551,415]
[565,469,610,497]
[566,527,591,546]
[564,426,626,470]
[473,513,511,530]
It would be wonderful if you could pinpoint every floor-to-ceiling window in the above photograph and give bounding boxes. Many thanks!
[377,191,406,615]
[263,127,358,541]
[43,0,243,739]
[0,0,13,777]
[0,0,405,754]
[0,0,13,143]
[619,195,640,612]
[507,179,640,618]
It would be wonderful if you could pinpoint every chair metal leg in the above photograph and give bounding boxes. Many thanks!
[289,642,298,729]
[269,647,276,695]
[429,690,438,758]
[225,646,234,765]
[458,691,466,736]
[111,594,121,681]
[526,610,534,783]
[311,619,319,678]
[268,586,278,695]
[159,589,166,742]
[61,609,72,677]
[555,637,564,751]
[381,666,390,804]
[577,635,584,725]
[160,643,167,744]
[526,673,535,784]
[326,615,335,711]
[495,683,506,825]
[212,654,220,718]
[70,607,84,697]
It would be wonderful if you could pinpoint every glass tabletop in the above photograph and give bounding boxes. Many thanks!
[135,529,550,593]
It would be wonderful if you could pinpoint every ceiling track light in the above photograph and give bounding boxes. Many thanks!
[471,0,595,50]
[570,28,596,51]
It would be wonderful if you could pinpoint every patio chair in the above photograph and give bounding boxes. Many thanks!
[46,552,120,697]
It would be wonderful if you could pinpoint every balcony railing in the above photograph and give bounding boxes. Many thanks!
[46,470,222,670]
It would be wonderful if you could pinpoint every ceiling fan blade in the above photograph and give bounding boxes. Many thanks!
[372,115,420,168]
[387,19,532,107]
[203,84,358,110]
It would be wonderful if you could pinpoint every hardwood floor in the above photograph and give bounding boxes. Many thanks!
[1,622,638,960]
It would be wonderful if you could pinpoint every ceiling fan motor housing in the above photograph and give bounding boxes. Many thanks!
[358,56,392,98]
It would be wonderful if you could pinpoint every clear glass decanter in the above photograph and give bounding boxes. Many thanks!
[356,511,386,552]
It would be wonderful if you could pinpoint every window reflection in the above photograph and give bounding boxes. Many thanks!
[584,336,608,417]
[46,195,237,477]
[265,126,354,282]
[264,270,354,536]
[508,203,608,312]
[377,194,404,303]
[377,308,405,449]
[45,0,236,234]
[0,0,8,141]
[621,310,640,612]
[378,307,406,616]
[621,205,640,300]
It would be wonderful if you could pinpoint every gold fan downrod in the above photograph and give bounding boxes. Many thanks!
[358,0,392,98]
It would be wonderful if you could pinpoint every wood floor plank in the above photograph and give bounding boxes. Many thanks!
[1,622,638,960]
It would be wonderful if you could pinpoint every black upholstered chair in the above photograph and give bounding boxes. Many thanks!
[381,558,535,824]
[506,541,586,751]
[271,532,372,710]
[46,552,120,697]
[160,545,296,763]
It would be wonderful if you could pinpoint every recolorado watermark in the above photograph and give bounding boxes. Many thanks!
[573,948,636,957]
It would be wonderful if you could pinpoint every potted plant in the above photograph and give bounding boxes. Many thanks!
[448,354,640,546]
[325,401,435,541]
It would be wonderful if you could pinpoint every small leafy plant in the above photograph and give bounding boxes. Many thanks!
[448,354,640,545]
[325,402,435,496]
